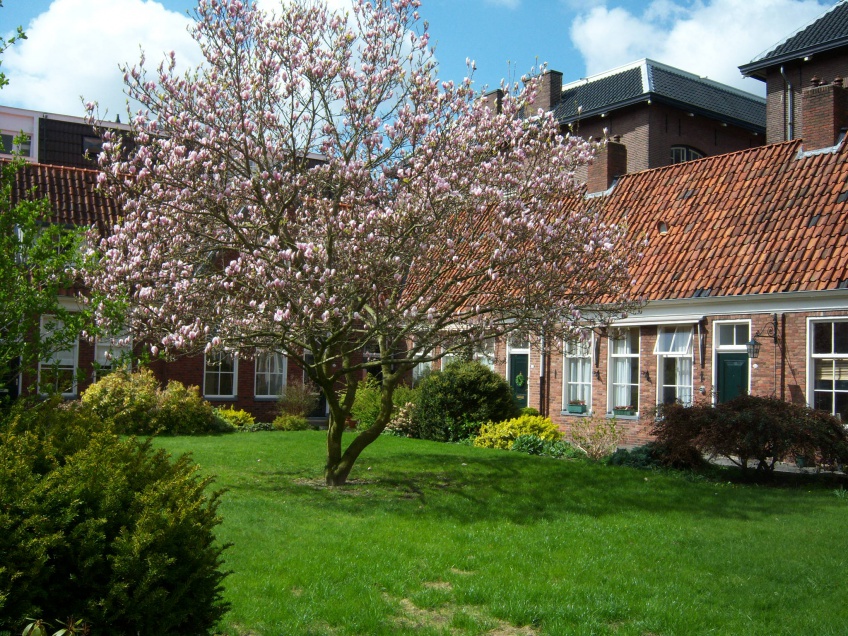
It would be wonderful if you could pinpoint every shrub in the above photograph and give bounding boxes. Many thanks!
[239,421,274,432]
[474,414,562,450]
[272,413,310,431]
[383,402,418,438]
[214,406,255,429]
[607,442,667,469]
[82,371,228,436]
[520,407,540,416]
[511,434,546,455]
[0,400,229,634]
[568,414,625,460]
[80,368,159,435]
[648,401,710,468]
[156,381,224,435]
[416,361,518,442]
[343,376,420,432]
[278,381,319,417]
[651,395,848,475]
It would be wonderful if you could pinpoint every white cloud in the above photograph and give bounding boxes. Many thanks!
[2,0,201,117]
[570,0,831,94]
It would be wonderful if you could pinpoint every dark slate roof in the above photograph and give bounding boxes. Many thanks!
[740,1,848,78]
[553,59,765,133]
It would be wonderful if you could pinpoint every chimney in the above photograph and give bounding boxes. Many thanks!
[483,88,503,115]
[801,80,848,151]
[527,70,563,114]
[587,137,627,193]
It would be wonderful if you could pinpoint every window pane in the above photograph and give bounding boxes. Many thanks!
[834,322,848,354]
[718,324,734,346]
[813,322,832,354]
[219,374,233,396]
[734,324,749,345]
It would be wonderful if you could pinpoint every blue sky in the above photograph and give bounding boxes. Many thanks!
[0,0,834,117]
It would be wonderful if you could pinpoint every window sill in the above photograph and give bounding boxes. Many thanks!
[204,396,237,401]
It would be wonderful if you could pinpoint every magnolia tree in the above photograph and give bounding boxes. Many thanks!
[85,0,640,485]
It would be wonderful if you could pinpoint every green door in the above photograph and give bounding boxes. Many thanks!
[509,353,529,409]
[716,352,748,403]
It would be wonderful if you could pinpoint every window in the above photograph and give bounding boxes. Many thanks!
[670,145,704,164]
[255,351,287,398]
[0,131,31,157]
[82,135,103,159]
[94,334,132,379]
[716,322,750,349]
[655,326,693,405]
[609,328,639,412]
[38,316,78,396]
[810,320,848,420]
[204,350,237,398]
[563,337,592,408]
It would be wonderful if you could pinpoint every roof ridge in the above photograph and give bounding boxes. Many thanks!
[750,0,847,64]
[614,139,802,183]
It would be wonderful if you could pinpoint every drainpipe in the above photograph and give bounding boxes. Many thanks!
[780,65,794,140]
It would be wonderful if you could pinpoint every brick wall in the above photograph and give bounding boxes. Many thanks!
[570,102,762,186]
[529,309,848,448]
[764,50,848,143]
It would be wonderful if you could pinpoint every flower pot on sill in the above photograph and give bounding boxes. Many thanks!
[567,403,587,414]
[613,408,636,417]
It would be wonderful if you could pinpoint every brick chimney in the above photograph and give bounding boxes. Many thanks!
[587,138,627,193]
[526,70,563,114]
[483,88,503,115]
[801,80,848,151]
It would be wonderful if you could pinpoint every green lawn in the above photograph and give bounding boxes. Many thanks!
[155,432,848,636]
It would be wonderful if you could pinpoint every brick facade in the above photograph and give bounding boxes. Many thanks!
[535,309,848,447]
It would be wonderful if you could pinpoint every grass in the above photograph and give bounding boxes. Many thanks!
[155,432,848,636]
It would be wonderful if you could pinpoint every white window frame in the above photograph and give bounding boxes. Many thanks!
[562,336,592,411]
[38,315,78,397]
[204,350,238,398]
[608,328,640,415]
[254,351,287,398]
[807,318,848,420]
[654,326,694,406]
[93,334,132,380]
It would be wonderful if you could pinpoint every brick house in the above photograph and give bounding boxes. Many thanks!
[516,79,848,445]
[495,58,766,180]
[740,0,848,144]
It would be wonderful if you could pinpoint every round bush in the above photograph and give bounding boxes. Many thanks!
[214,406,255,429]
[415,361,518,442]
[474,414,562,450]
[0,399,229,634]
[156,381,224,434]
[272,413,310,431]
[80,368,159,435]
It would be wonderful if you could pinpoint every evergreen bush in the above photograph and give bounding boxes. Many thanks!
[272,413,310,431]
[0,399,229,634]
[214,406,255,429]
[416,361,518,442]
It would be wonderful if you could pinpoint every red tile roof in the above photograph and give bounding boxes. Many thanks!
[6,160,120,234]
[600,139,848,300]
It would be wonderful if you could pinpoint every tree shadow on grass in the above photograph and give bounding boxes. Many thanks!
[240,444,842,527]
